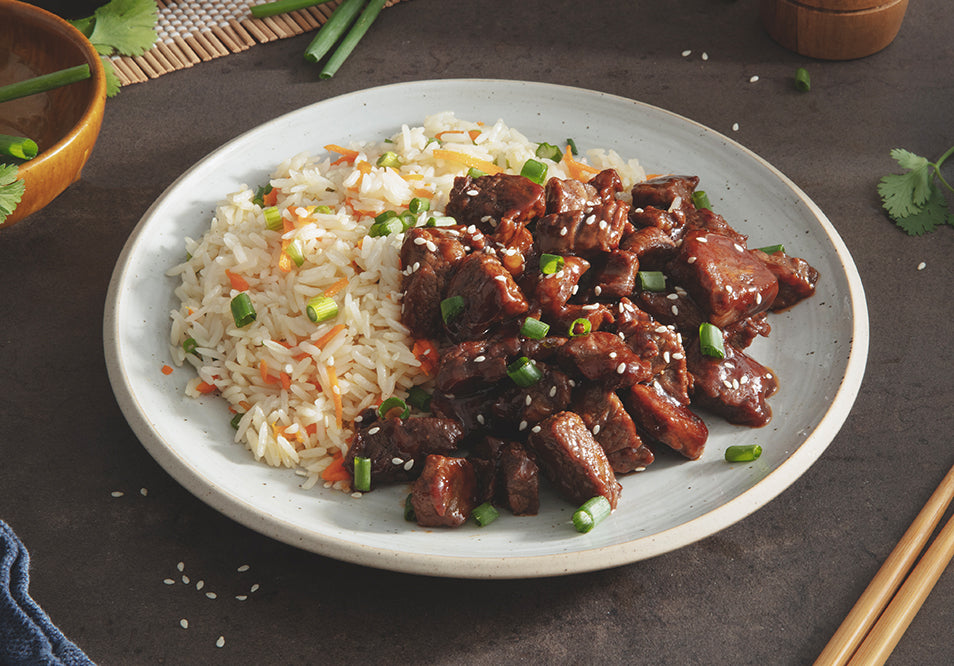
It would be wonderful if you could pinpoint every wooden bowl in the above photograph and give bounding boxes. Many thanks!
[760,0,909,60]
[0,0,107,227]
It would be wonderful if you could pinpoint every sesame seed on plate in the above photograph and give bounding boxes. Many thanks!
[163,578,175,585]
[206,592,218,599]
[917,261,927,270]
[518,420,528,431]
[687,256,697,264]
[681,49,692,57]
[216,636,226,648]
[404,459,415,471]
[702,52,709,60]
[180,619,189,629]
[593,424,601,435]
[732,123,740,131]
[110,491,124,498]
[177,562,185,572]
[237,564,250,572]
[749,75,759,83]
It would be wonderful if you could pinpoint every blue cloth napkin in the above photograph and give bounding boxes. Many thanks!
[0,521,94,666]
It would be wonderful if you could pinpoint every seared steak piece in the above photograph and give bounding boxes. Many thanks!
[723,312,772,350]
[534,198,628,257]
[686,339,779,427]
[400,227,468,338]
[545,177,598,214]
[443,252,529,341]
[435,337,521,395]
[589,169,624,202]
[410,455,478,527]
[527,411,621,509]
[491,363,574,431]
[558,330,652,389]
[624,383,708,460]
[445,173,546,244]
[619,225,679,270]
[753,248,820,311]
[345,417,464,487]
[497,442,540,515]
[522,254,590,315]
[631,174,700,210]
[400,227,467,290]
[667,229,779,329]
[686,207,748,247]
[574,384,654,474]
[588,250,639,300]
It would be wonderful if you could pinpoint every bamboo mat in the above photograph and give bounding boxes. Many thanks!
[110,0,405,86]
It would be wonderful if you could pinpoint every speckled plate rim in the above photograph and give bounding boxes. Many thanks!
[104,79,868,579]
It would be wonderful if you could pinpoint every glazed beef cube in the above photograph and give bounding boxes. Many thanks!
[667,229,779,329]
[753,249,820,311]
[631,174,699,210]
[628,205,687,239]
[400,227,469,338]
[435,337,521,395]
[430,388,499,436]
[634,288,704,335]
[491,364,574,431]
[443,253,529,341]
[545,177,599,214]
[527,411,621,509]
[686,207,748,247]
[575,384,654,474]
[345,417,464,487]
[523,254,590,315]
[686,339,779,427]
[619,225,679,270]
[588,169,624,202]
[497,442,540,516]
[549,303,616,336]
[402,264,446,339]
[624,383,708,460]
[723,312,771,350]
[535,199,628,257]
[445,173,545,242]
[589,250,639,300]
[558,330,652,389]
[498,225,534,279]
[410,455,478,528]
[400,227,467,290]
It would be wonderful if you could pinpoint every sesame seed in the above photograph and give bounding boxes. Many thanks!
[481,215,493,223]
[216,636,225,648]
[723,379,733,389]
[634,466,647,472]
[655,326,668,334]
[140,488,148,496]
[740,375,749,384]
[593,424,601,435]
[531,425,542,433]
[681,49,692,57]
[666,293,679,300]
[756,293,762,305]
[182,575,190,584]
[425,241,438,252]
[476,414,485,425]
[749,75,759,83]
[572,285,579,295]
[250,584,260,593]
[163,578,175,585]
[525,395,533,406]
[196,580,205,590]
[404,459,415,471]
[599,220,608,230]
[663,351,671,363]
[177,562,185,572]
[474,355,486,363]
[582,303,598,310]
[687,256,697,264]
[732,123,740,132]
[671,305,679,316]
[672,352,684,360]
[111,491,124,498]
[733,378,740,390]
[609,351,617,359]
[585,214,596,225]
[734,243,745,253]
[519,420,528,431]
[391,457,403,465]
[702,52,709,60]
[696,236,708,243]
[594,286,602,296]
[466,189,479,196]
[549,386,557,397]
[206,592,218,599]
[918,261,927,270]
[368,427,380,435]
[616,362,626,374]
[351,492,363,498]
[180,619,189,629]
[413,236,426,245]
[237,564,250,572]
[236,595,248,601]
[560,226,568,236]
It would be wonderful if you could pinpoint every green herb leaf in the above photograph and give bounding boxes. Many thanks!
[0,164,25,224]
[72,0,158,57]
[101,57,122,97]
[878,146,954,235]
[890,184,952,236]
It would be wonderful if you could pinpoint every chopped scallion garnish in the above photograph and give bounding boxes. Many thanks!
[506,356,543,387]
[692,190,711,210]
[263,206,282,230]
[539,253,564,275]
[725,444,762,462]
[757,244,786,254]
[376,151,401,167]
[467,167,486,178]
[229,412,244,429]
[183,337,199,356]
[471,502,500,527]
[425,215,456,227]
[566,138,579,155]
[535,142,562,162]
[637,270,666,292]
[520,158,548,185]
[569,317,592,337]
[316,205,333,214]
[795,67,811,92]
[520,317,549,340]
[353,456,371,492]
[440,295,465,323]
[572,496,611,533]
[369,216,404,237]
[230,293,256,328]
[399,210,416,231]
[408,197,430,214]
[306,295,338,323]
[404,493,416,521]
[699,322,726,359]
[407,386,432,411]
[378,397,410,420]
[285,239,306,267]
[374,209,398,224]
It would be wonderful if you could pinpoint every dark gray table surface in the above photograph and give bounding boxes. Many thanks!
[3,1,953,663]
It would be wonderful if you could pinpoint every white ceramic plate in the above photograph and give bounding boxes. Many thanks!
[104,79,868,578]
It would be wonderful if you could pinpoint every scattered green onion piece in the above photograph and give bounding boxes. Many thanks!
[319,0,388,79]
[572,496,612,533]
[539,253,564,275]
[406,386,432,411]
[535,142,562,162]
[472,502,500,527]
[376,151,401,167]
[285,239,306,267]
[374,209,398,224]
[378,396,410,420]
[566,138,579,155]
[467,167,486,178]
[303,0,364,64]
[568,317,592,337]
[306,295,338,323]
[692,190,711,210]
[637,270,666,292]
[404,493,416,521]
[520,317,549,340]
[182,337,199,356]
[316,205,333,214]
[399,210,416,231]
[250,0,331,19]
[506,356,543,387]
[263,206,282,230]
[699,322,726,359]
[408,197,430,214]
[230,293,257,328]
[252,183,272,206]
[229,412,244,429]
[0,64,90,105]
[353,456,371,492]
[0,134,38,161]
[725,444,763,463]
[795,67,811,92]
[440,295,465,323]
[757,243,786,254]
[520,158,548,185]
[425,215,456,227]
[369,216,404,237]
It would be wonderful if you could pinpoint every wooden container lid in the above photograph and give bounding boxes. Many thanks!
[760,0,909,60]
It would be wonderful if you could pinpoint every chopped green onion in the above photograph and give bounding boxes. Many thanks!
[572,496,612,533]
[699,322,726,359]
[306,295,338,323]
[353,456,371,492]
[319,0,388,79]
[568,318,592,337]
[440,295,465,323]
[406,386,432,411]
[303,0,364,64]
[263,206,282,230]
[399,210,416,231]
[253,183,272,206]
[0,64,90,105]
[316,205,333,214]
[757,244,786,254]
[637,270,666,292]
[692,190,711,210]
[725,444,763,462]
[408,197,430,214]
[467,167,486,178]
[404,493,416,521]
[378,397,410,420]
[369,216,404,237]
[795,67,811,92]
[0,134,38,161]
[376,151,401,167]
[229,412,244,429]
[182,337,199,356]
[520,317,550,340]
[566,138,579,156]
[285,239,306,267]
[374,209,398,224]
[250,0,332,19]
[230,293,256,328]
[472,502,500,527]
[425,215,456,227]
[535,142,562,162]
[520,158,548,185]
[539,253,564,274]
[506,356,543,387]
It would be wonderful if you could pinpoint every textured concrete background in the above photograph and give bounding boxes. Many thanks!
[2,1,952,663]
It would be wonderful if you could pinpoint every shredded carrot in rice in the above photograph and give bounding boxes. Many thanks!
[431,149,503,175]
[326,365,343,429]
[280,372,292,391]
[563,144,600,181]
[326,144,359,166]
[196,380,217,394]
[323,278,349,297]
[314,323,346,350]
[161,364,174,375]
[225,269,249,291]
[321,451,350,482]
[263,187,279,206]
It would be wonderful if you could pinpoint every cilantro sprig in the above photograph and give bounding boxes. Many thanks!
[0,165,26,225]
[878,146,954,235]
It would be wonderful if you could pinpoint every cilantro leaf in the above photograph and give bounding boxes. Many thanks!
[72,0,158,58]
[0,164,26,225]
[877,148,933,218]
[101,57,122,98]
[888,184,951,236]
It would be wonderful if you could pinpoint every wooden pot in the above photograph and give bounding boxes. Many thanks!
[760,0,910,60]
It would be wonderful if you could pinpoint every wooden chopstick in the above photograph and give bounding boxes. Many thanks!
[814,462,954,666]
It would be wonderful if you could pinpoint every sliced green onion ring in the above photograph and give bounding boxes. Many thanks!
[378,397,410,420]
[408,197,430,214]
[795,67,811,92]
[374,209,398,224]
[520,317,550,340]
[472,502,500,527]
[725,444,762,462]
[535,142,563,162]
[467,167,486,178]
[306,295,338,323]
[369,216,404,237]
[699,322,726,359]
[404,493,416,521]
[399,210,416,231]
[566,138,579,155]
[406,386,432,411]
[263,206,282,230]
[230,293,257,328]
[637,270,666,292]
[376,151,401,167]
[425,215,456,227]
[315,205,333,214]
[285,239,306,267]
[353,456,371,492]
[506,356,543,387]
[568,317,592,337]
[572,496,612,533]
[757,243,786,254]
[440,295,465,323]
[692,190,711,210]
[520,158,548,185]
[539,253,564,275]
[229,412,244,429]
[183,337,199,355]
